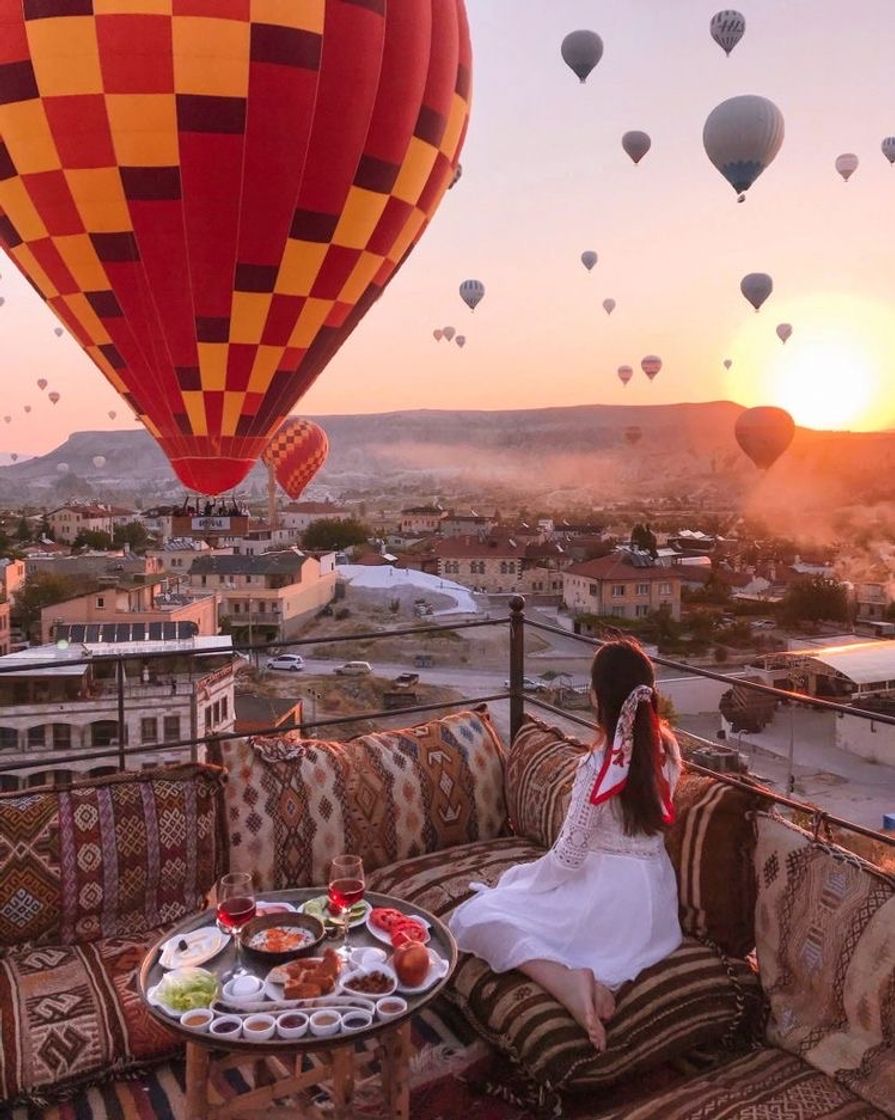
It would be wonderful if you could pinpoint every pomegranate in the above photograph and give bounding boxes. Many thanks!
[393,943,430,987]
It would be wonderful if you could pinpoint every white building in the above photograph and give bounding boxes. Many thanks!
[280,501,351,534]
[48,504,115,544]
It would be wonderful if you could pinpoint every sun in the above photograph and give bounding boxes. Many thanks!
[726,293,894,431]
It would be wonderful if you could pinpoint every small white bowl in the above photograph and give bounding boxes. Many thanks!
[309,1009,342,1038]
[375,996,408,1022]
[340,964,397,999]
[223,975,264,1003]
[179,1008,214,1033]
[209,1014,243,1040]
[276,1011,309,1040]
[347,946,387,970]
[242,1013,276,1042]
[340,1009,373,1034]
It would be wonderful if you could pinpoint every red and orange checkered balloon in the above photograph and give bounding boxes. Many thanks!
[0,0,471,495]
[261,416,328,501]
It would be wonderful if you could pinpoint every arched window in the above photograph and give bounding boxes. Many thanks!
[0,727,18,752]
[50,724,72,751]
[90,720,119,748]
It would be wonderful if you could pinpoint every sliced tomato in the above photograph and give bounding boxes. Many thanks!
[369,907,404,932]
[390,919,429,947]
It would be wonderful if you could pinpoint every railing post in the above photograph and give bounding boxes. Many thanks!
[116,657,126,771]
[509,595,526,742]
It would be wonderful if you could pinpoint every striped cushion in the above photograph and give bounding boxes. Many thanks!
[594,1047,888,1119]
[367,836,763,1093]
[507,716,762,956]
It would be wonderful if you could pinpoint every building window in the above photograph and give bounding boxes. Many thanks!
[507,562,515,574]
[233,602,240,614]
[636,583,649,596]
[27,725,46,751]
[659,582,672,595]
[90,720,119,747]
[96,596,105,608]
[201,575,207,586]
[635,605,650,618]
[51,724,71,751]
[163,716,181,742]
[141,717,158,743]
[611,584,626,598]
[213,701,221,724]
[588,583,598,596]
[205,705,213,732]
[610,606,625,618]
[0,727,17,752]
[221,696,228,720]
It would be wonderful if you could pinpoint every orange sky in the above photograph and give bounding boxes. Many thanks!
[3,0,895,455]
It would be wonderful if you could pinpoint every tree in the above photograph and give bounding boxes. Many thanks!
[781,576,849,625]
[14,573,84,641]
[113,521,150,553]
[302,517,369,552]
[14,516,32,543]
[72,529,113,550]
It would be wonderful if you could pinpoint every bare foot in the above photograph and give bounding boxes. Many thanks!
[517,960,607,1053]
[593,979,616,1022]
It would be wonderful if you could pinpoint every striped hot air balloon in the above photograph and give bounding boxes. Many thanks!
[261,417,329,501]
[0,2,472,495]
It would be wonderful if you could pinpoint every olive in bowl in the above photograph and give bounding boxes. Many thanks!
[238,912,325,966]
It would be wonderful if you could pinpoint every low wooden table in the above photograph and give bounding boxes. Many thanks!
[139,889,457,1120]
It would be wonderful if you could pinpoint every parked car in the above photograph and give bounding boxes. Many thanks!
[335,660,372,676]
[393,672,420,688]
[266,654,304,672]
[503,676,546,692]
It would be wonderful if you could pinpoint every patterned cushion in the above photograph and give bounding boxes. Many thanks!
[218,709,508,891]
[507,715,762,956]
[0,764,225,949]
[595,1047,888,1119]
[367,836,763,1093]
[754,814,895,1115]
[0,931,180,1106]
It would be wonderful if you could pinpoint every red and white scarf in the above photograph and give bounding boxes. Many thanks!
[588,684,676,824]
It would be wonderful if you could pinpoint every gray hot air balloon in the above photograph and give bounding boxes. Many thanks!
[835,153,858,182]
[703,95,784,201]
[561,30,603,84]
[617,365,633,386]
[882,137,895,165]
[433,328,443,341]
[24,405,31,413]
[581,250,598,271]
[641,355,662,381]
[10,453,18,462]
[723,358,733,370]
[455,335,466,349]
[442,326,456,342]
[54,327,63,337]
[735,407,794,469]
[459,279,485,311]
[621,131,651,165]
[776,323,792,344]
[448,163,462,189]
[3,416,10,424]
[710,10,746,56]
[603,298,616,316]
[741,272,773,312]
[108,410,117,420]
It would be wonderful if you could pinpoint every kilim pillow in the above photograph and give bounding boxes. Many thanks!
[754,813,895,1115]
[507,715,762,957]
[0,763,225,949]
[218,708,508,890]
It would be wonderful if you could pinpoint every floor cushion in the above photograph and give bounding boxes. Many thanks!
[0,931,180,1107]
[755,813,895,1116]
[594,1047,888,1119]
[216,708,508,890]
[367,836,763,1093]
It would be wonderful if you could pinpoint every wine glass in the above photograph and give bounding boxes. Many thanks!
[328,855,365,949]
[216,871,256,977]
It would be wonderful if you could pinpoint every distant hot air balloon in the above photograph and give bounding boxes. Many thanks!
[710,10,746,56]
[56,462,69,474]
[735,407,795,470]
[3,416,10,424]
[459,279,485,310]
[24,405,31,414]
[776,323,792,344]
[10,454,18,462]
[262,418,329,501]
[641,355,662,381]
[0,298,5,308]
[723,358,733,370]
[433,329,444,342]
[48,392,60,405]
[882,137,895,165]
[93,456,106,469]
[449,163,463,189]
[618,365,634,386]
[108,410,117,420]
[581,250,598,272]
[624,426,643,446]
[740,272,773,312]
[835,153,858,182]
[455,335,466,348]
[53,327,63,338]
[37,379,47,391]
[703,96,784,201]
[603,298,616,316]
[0,2,472,496]
[442,326,456,342]
[621,131,651,165]
[561,30,603,83]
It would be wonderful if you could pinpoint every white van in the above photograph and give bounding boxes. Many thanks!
[335,661,372,676]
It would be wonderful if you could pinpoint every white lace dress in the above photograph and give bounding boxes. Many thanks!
[449,747,683,989]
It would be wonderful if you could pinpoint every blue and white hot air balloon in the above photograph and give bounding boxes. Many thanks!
[703,95,784,201]
[710,10,746,56]
[459,279,485,311]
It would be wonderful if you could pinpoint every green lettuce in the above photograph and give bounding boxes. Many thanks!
[158,968,219,1011]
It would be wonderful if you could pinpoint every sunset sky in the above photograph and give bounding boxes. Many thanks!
[2,0,895,455]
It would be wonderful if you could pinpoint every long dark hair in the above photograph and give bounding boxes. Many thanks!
[590,638,667,837]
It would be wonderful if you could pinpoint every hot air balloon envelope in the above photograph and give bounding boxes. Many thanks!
[882,137,895,165]
[703,96,784,198]
[581,250,598,271]
[48,392,60,405]
[108,410,117,420]
[561,30,603,83]
[433,329,443,341]
[621,131,651,165]
[262,418,329,501]
[56,462,69,474]
[603,298,616,316]
[442,326,456,341]
[624,426,642,446]
[0,1,472,496]
[723,358,733,370]
[617,365,633,385]
[710,10,746,55]
[459,279,485,310]
[776,323,792,344]
[93,456,106,469]
[37,379,47,391]
[741,272,773,311]
[835,153,858,181]
[735,407,794,469]
[24,406,31,413]
[455,335,466,348]
[641,355,662,380]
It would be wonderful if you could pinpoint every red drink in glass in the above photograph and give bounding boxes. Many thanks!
[328,878,364,913]
[216,895,256,930]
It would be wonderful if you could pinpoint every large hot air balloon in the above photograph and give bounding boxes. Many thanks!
[723,358,733,370]
[603,298,616,316]
[0,2,472,496]
[442,326,456,342]
[262,417,329,501]
[735,407,794,470]
[561,30,603,83]
[882,137,895,165]
[433,329,444,341]
[641,355,662,381]
[776,323,792,344]
[581,250,598,272]
[36,379,47,391]
[624,426,642,446]
[108,410,117,420]
[710,10,746,56]
[455,335,466,348]
[703,96,784,201]
[740,272,773,312]
[617,365,633,386]
[48,392,60,405]
[459,279,485,310]
[835,153,858,182]
[621,131,651,165]
[93,456,107,469]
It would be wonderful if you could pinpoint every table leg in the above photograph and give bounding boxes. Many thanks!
[185,1042,210,1120]
[381,1021,411,1120]
[330,1046,355,1120]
